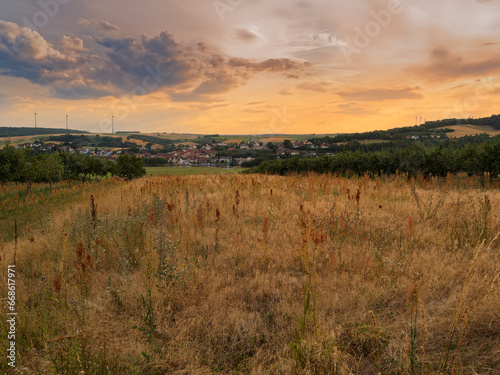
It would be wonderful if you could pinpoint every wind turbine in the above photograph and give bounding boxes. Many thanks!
[112,115,115,134]
[34,111,37,128]
[66,114,69,130]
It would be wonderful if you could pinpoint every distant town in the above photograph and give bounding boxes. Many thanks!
[3,114,500,171]
[12,136,332,167]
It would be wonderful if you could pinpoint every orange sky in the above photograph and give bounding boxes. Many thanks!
[0,0,499,134]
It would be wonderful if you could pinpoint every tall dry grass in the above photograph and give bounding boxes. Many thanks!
[0,173,498,374]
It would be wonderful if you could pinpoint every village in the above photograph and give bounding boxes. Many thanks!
[13,137,336,167]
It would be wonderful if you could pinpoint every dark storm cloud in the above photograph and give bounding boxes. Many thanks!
[0,19,311,101]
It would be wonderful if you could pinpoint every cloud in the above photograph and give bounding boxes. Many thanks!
[78,18,122,34]
[0,19,311,101]
[235,28,260,43]
[243,108,266,114]
[0,93,8,110]
[412,47,500,82]
[297,81,332,93]
[0,20,98,98]
[338,87,423,101]
[95,32,309,100]
[278,89,294,95]
[228,57,310,73]
[59,36,89,53]
[333,102,379,116]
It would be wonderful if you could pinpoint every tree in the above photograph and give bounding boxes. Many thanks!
[0,145,13,187]
[59,152,83,185]
[0,145,27,186]
[267,142,277,152]
[21,160,39,194]
[37,153,63,190]
[102,159,116,179]
[283,139,293,149]
[116,154,146,179]
[80,155,93,184]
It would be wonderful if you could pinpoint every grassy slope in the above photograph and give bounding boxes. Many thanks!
[438,124,500,138]
[0,179,122,241]
[0,174,498,374]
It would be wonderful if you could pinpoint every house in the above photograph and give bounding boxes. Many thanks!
[218,156,232,164]
[235,157,255,165]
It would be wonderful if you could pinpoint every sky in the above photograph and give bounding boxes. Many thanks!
[0,0,499,134]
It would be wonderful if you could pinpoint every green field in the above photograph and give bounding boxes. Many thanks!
[145,166,245,176]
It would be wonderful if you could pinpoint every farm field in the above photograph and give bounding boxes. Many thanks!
[145,166,244,176]
[438,124,500,138]
[178,141,198,147]
[0,134,62,147]
[0,173,498,374]
[143,133,200,140]
[259,137,291,143]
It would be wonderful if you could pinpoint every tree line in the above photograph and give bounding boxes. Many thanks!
[47,134,138,148]
[0,127,88,138]
[0,146,145,191]
[247,138,500,181]
[308,114,500,144]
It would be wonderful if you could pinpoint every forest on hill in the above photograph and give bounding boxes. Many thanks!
[47,134,139,149]
[0,127,88,138]
[307,114,500,145]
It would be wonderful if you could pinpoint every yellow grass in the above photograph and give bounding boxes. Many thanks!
[224,139,242,144]
[439,124,500,138]
[260,137,292,143]
[118,136,146,146]
[0,134,63,147]
[144,133,199,140]
[0,174,498,373]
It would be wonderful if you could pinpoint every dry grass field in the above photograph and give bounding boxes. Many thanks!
[258,138,292,143]
[178,142,198,147]
[0,173,499,374]
[438,125,500,138]
[144,134,200,140]
[0,135,63,148]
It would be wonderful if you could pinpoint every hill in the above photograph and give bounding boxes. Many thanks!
[437,124,500,138]
[2,114,499,147]
[0,127,88,138]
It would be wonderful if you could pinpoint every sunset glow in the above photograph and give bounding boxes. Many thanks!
[1,0,499,134]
